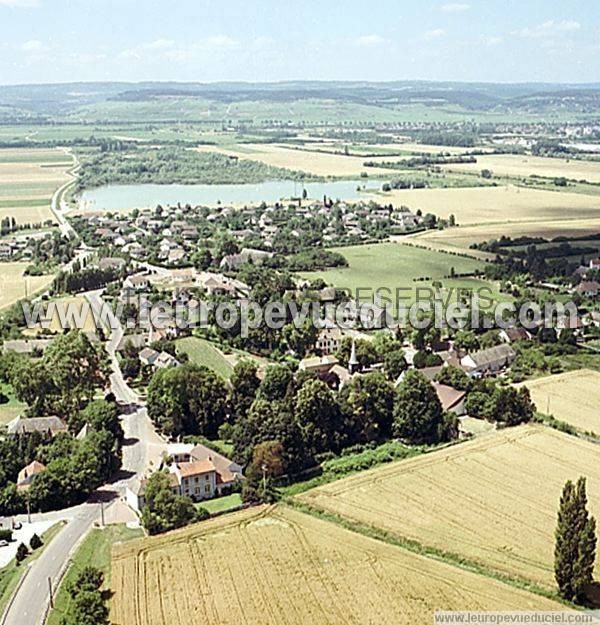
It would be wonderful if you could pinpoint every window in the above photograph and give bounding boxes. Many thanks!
[204,484,211,494]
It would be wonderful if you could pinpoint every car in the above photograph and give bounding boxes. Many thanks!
[12,522,21,530]
[0,541,8,548]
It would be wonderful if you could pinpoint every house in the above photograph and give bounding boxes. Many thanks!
[16,460,46,492]
[432,382,466,415]
[576,281,600,298]
[154,351,180,369]
[7,416,68,437]
[99,257,126,271]
[298,355,339,374]
[2,338,53,355]
[315,327,343,355]
[590,258,600,271]
[139,347,160,367]
[127,445,243,511]
[499,327,532,343]
[116,333,148,353]
[123,274,150,291]
[460,344,516,376]
[219,248,273,271]
[171,460,217,500]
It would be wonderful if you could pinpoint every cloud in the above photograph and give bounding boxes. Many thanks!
[424,28,446,40]
[480,35,502,46]
[21,39,43,52]
[0,0,40,6]
[205,35,238,48]
[514,20,581,38]
[440,3,470,12]
[353,34,387,47]
[146,38,175,50]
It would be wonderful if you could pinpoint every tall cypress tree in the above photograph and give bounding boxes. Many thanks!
[555,480,577,599]
[555,477,597,603]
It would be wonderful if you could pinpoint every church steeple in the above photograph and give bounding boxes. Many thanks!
[348,339,359,374]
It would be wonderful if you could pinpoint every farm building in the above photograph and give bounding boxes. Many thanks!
[461,344,516,376]
[432,382,466,415]
[16,460,46,492]
[7,416,68,437]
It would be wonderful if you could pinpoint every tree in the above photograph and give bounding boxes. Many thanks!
[71,590,109,625]
[339,373,395,443]
[383,349,408,381]
[295,380,343,455]
[242,441,285,504]
[228,360,260,423]
[15,542,28,564]
[256,365,293,402]
[393,370,445,444]
[141,471,198,535]
[29,533,42,550]
[434,365,472,391]
[147,364,227,438]
[555,477,597,603]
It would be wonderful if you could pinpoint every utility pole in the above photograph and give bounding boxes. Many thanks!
[261,463,267,499]
[26,499,31,524]
[100,501,105,527]
[48,577,54,609]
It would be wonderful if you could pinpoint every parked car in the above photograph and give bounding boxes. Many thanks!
[0,540,8,548]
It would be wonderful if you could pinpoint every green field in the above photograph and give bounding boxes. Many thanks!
[299,241,502,305]
[47,524,143,625]
[175,336,234,379]
[0,382,26,426]
[196,493,242,514]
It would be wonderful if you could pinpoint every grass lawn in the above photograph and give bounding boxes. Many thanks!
[0,383,26,426]
[299,241,501,305]
[176,336,234,379]
[46,524,143,625]
[0,521,65,617]
[196,493,242,515]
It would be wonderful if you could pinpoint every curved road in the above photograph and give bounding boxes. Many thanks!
[2,291,162,625]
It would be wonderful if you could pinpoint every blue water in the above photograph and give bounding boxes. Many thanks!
[80,179,382,211]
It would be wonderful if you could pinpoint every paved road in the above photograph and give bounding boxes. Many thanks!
[3,291,163,625]
[2,504,100,625]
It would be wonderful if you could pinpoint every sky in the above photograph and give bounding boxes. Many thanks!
[0,0,599,85]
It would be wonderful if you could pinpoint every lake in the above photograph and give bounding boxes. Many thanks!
[79,179,383,211]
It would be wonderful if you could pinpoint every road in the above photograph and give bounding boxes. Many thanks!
[49,149,79,240]
[2,291,163,625]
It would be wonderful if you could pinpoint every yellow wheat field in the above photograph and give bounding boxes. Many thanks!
[0,148,72,225]
[519,370,600,434]
[443,153,600,184]
[194,143,396,177]
[111,505,562,625]
[0,262,54,310]
[370,184,600,225]
[298,425,600,588]
[413,216,600,256]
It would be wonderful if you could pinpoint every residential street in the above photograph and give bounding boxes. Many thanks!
[2,290,162,625]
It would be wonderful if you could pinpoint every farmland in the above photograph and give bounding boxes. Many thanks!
[298,425,600,588]
[0,262,54,311]
[175,336,234,379]
[371,185,600,226]
[110,505,562,625]
[21,296,99,335]
[0,148,73,225]
[298,241,502,304]
[195,143,395,177]
[444,153,600,184]
[520,369,600,434]
[414,216,600,256]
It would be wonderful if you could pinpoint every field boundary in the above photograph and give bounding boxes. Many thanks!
[284,499,575,609]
